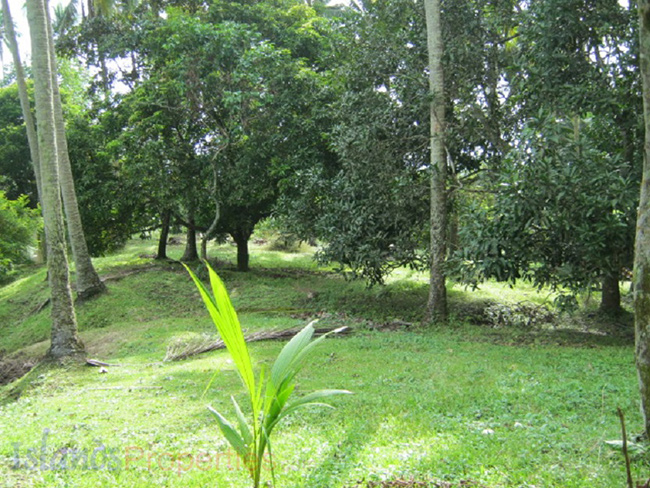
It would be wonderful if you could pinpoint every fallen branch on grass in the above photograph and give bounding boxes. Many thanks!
[85,359,164,368]
[101,262,186,283]
[30,298,50,315]
[84,386,163,391]
[165,324,353,361]
[85,359,113,367]
[164,318,414,362]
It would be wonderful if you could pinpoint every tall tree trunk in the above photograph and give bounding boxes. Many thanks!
[27,0,84,359]
[181,213,198,262]
[600,271,622,314]
[424,0,448,324]
[635,0,650,437]
[44,6,106,301]
[2,0,43,202]
[156,210,171,260]
[232,229,251,272]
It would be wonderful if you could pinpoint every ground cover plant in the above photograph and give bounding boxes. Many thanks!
[0,238,647,487]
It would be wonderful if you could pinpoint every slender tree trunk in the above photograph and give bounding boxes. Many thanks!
[27,0,84,360]
[201,163,220,260]
[2,0,43,202]
[99,53,110,100]
[156,210,171,260]
[200,206,218,260]
[232,230,251,272]
[200,233,209,261]
[181,213,198,262]
[424,0,448,323]
[600,271,622,314]
[635,0,650,437]
[44,6,105,301]
[448,175,460,256]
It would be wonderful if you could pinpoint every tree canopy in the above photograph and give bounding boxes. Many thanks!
[1,0,645,313]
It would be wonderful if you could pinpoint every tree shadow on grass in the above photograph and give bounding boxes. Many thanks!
[463,322,635,348]
[301,419,378,488]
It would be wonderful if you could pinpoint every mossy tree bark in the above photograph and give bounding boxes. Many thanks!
[424,0,448,324]
[636,0,650,436]
[26,0,84,360]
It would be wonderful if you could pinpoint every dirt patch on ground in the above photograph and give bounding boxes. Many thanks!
[0,353,37,386]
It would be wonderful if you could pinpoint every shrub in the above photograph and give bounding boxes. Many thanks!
[0,192,41,281]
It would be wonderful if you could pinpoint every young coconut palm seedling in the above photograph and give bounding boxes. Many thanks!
[185,262,350,487]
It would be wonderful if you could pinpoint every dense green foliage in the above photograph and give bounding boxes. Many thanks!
[0,84,37,204]
[66,113,143,255]
[278,0,430,284]
[454,114,639,305]
[0,192,40,280]
[32,0,640,302]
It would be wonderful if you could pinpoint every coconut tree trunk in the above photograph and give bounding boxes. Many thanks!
[43,5,106,301]
[2,0,42,202]
[424,0,448,324]
[635,0,650,437]
[26,0,84,359]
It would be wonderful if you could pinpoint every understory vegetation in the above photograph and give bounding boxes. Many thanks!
[0,238,644,487]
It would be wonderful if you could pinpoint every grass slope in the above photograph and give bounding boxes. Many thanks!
[0,238,645,487]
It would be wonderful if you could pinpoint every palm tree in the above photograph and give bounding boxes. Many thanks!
[26,0,84,359]
[45,4,106,300]
[424,0,448,323]
[2,0,105,300]
[52,0,79,38]
[635,0,650,438]
[1,0,42,201]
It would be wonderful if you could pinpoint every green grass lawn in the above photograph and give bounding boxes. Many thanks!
[0,237,645,487]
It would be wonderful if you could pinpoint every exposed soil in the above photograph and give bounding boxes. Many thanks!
[0,352,37,386]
